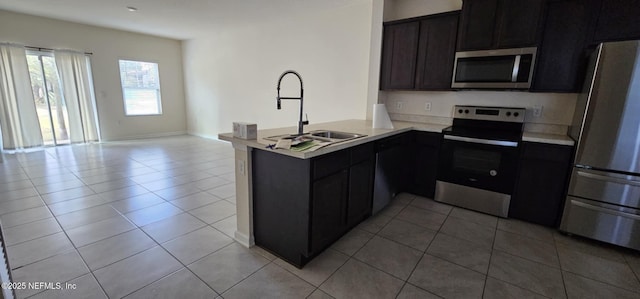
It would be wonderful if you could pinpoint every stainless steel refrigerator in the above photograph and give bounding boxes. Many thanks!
[559,40,640,250]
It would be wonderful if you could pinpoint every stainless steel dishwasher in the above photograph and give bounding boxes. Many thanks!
[372,134,408,214]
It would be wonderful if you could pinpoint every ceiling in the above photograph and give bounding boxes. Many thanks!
[0,0,368,40]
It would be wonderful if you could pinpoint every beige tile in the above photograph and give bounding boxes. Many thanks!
[330,228,374,256]
[553,232,627,262]
[188,243,270,293]
[395,206,447,231]
[494,230,559,267]
[449,207,498,228]
[78,229,156,271]
[409,196,452,215]
[563,271,640,299]
[320,259,404,299]
[3,217,62,246]
[483,277,548,299]
[0,188,39,202]
[497,218,555,244]
[211,215,237,238]
[124,268,218,299]
[193,176,232,191]
[625,252,640,280]
[89,178,137,193]
[55,204,120,230]
[394,193,415,205]
[222,263,315,299]
[7,232,74,269]
[125,202,183,226]
[0,195,44,215]
[396,283,440,299]
[98,185,150,201]
[142,212,207,243]
[378,219,436,252]
[377,201,406,219]
[274,249,349,286]
[206,183,235,198]
[358,213,392,234]
[170,191,221,211]
[440,217,495,249]
[189,200,236,224]
[488,250,566,298]
[427,233,491,274]
[47,194,112,215]
[162,226,233,265]
[93,246,183,299]
[35,179,86,194]
[110,192,166,213]
[0,206,52,228]
[0,179,34,192]
[409,254,486,298]
[355,236,423,280]
[153,183,202,201]
[12,251,89,298]
[29,273,107,299]
[307,289,335,299]
[66,215,136,247]
[40,186,96,204]
[557,245,640,292]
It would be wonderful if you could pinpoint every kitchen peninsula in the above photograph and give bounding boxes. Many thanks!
[219,119,573,267]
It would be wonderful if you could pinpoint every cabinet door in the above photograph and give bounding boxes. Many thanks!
[593,0,640,42]
[412,132,442,198]
[380,21,420,90]
[494,0,544,48]
[415,13,460,90]
[510,142,573,227]
[311,170,349,253]
[457,0,498,51]
[532,0,589,92]
[348,160,374,227]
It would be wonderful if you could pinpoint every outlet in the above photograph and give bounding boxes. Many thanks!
[425,102,432,111]
[395,101,404,111]
[237,160,245,176]
[533,105,543,118]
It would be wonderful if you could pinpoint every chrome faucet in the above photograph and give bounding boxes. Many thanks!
[276,70,308,136]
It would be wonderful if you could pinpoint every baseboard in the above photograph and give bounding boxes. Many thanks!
[187,131,221,141]
[234,231,255,248]
[104,130,188,141]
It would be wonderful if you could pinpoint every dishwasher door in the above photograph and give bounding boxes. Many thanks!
[372,136,406,215]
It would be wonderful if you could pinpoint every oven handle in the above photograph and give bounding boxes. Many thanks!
[443,135,519,147]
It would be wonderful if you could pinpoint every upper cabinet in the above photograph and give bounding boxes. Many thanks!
[457,0,545,51]
[380,11,460,91]
[592,0,640,42]
[380,22,419,90]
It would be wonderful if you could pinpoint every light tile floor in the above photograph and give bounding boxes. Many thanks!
[1,135,639,298]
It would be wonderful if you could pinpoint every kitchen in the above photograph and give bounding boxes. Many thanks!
[0,0,640,298]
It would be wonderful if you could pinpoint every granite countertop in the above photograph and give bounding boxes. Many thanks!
[218,119,448,159]
[218,119,574,159]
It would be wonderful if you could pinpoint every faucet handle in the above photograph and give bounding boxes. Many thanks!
[302,113,309,125]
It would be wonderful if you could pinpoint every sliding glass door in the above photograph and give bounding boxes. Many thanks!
[26,51,70,146]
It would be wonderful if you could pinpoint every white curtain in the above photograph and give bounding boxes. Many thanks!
[54,50,100,143]
[0,44,43,150]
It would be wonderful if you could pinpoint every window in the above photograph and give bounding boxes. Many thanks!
[119,60,162,116]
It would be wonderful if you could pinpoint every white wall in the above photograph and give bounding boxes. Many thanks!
[0,10,187,141]
[381,0,578,133]
[183,2,374,138]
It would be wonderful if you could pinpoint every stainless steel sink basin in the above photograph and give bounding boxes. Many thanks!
[308,130,365,140]
[264,130,366,143]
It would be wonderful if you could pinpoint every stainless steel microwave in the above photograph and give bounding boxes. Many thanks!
[451,47,537,89]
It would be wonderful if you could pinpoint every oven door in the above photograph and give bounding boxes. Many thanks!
[437,135,520,194]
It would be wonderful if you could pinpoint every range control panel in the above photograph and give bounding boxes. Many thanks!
[453,105,526,123]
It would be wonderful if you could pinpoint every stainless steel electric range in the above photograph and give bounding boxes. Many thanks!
[435,105,526,217]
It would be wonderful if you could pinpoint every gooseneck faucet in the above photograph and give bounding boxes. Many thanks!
[276,70,308,136]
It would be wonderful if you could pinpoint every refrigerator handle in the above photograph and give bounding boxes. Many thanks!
[577,170,640,186]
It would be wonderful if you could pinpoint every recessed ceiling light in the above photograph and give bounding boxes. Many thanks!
[127,6,138,12]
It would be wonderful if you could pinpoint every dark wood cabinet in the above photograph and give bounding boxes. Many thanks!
[381,11,460,91]
[532,0,590,92]
[593,0,640,42]
[252,143,374,267]
[373,133,413,212]
[410,131,442,198]
[510,142,574,227]
[380,22,419,89]
[415,12,460,90]
[457,0,544,51]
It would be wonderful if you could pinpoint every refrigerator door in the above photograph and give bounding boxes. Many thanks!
[574,40,640,174]
[568,168,640,209]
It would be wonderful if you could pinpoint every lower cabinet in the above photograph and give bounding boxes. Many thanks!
[252,143,374,268]
[410,131,442,198]
[510,142,574,227]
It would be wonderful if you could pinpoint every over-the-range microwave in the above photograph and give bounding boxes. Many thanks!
[451,47,537,89]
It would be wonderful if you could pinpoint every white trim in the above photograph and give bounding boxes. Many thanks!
[234,231,254,248]
[187,131,222,141]
[102,130,187,141]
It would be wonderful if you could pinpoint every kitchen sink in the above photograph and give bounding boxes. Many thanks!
[265,130,366,143]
